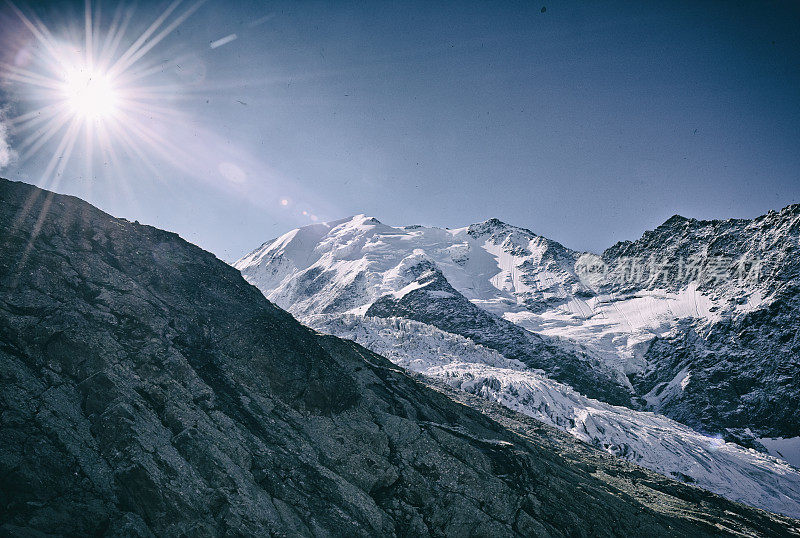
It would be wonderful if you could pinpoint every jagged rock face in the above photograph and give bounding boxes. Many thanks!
[601,207,800,295]
[597,207,800,438]
[5,180,796,535]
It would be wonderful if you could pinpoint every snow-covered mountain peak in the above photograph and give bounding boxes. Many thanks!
[661,214,690,226]
[466,217,515,236]
[236,213,596,320]
[782,202,800,216]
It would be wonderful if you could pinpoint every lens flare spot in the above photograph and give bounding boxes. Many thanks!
[218,162,246,183]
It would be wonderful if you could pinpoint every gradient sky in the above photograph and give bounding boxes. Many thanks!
[1,0,798,261]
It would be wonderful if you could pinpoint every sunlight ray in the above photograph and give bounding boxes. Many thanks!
[116,110,184,161]
[84,119,94,182]
[40,116,81,183]
[111,1,206,77]
[97,120,142,217]
[18,110,73,157]
[10,103,64,132]
[6,2,64,66]
[119,59,176,84]
[108,119,168,180]
[8,103,62,127]
[107,0,183,78]
[11,190,56,285]
[85,0,93,69]
[0,63,63,90]
[53,120,82,180]
[97,5,134,71]
[117,101,182,122]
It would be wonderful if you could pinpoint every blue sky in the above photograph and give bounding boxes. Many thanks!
[1,0,798,261]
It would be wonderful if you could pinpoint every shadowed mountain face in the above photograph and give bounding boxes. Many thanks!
[602,210,800,439]
[1,179,798,536]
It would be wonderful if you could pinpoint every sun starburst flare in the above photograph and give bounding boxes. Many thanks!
[1,0,205,189]
[62,66,118,119]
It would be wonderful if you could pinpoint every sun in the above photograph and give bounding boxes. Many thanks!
[62,66,118,120]
[0,0,205,185]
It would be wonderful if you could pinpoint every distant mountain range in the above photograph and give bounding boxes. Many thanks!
[235,207,800,518]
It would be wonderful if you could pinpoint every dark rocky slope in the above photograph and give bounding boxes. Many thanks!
[1,178,797,536]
